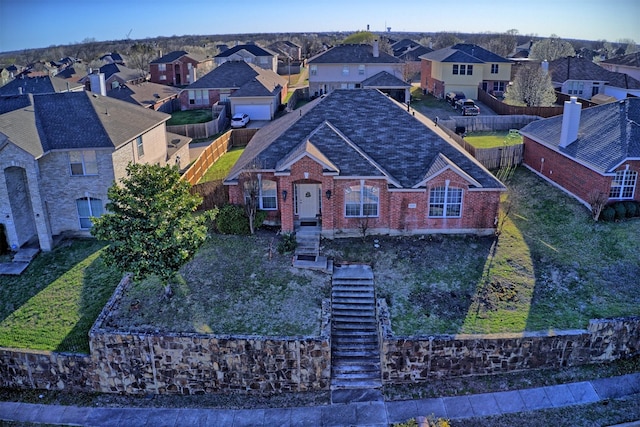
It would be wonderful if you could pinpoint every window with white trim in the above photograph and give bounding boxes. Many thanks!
[188,89,207,105]
[342,65,349,76]
[158,64,166,71]
[136,136,144,158]
[358,64,365,75]
[453,64,459,75]
[459,65,466,75]
[310,65,317,75]
[466,65,473,75]
[491,64,499,74]
[69,150,98,176]
[159,75,166,80]
[429,183,463,217]
[76,197,103,229]
[345,181,379,217]
[609,169,637,199]
[259,178,277,210]
[493,81,505,92]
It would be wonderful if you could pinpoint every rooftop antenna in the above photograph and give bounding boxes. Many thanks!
[125,29,133,40]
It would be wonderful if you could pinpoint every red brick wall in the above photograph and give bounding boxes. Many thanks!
[228,158,502,234]
[178,89,222,111]
[523,137,640,203]
[420,60,445,98]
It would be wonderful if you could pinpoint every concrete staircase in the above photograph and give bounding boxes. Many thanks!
[292,223,332,272]
[330,264,381,398]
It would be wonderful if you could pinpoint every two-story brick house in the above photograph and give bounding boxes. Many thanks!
[179,61,286,120]
[0,92,190,252]
[520,97,640,208]
[224,89,505,237]
[420,43,512,100]
[149,51,214,86]
[307,42,409,102]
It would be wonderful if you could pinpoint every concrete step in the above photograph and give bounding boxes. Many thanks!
[332,286,374,293]
[332,279,374,286]
[332,329,378,338]
[332,323,377,331]
[330,379,382,390]
[331,308,376,317]
[333,335,378,344]
[333,349,380,358]
[331,298,375,306]
[333,316,376,324]
[332,362,380,372]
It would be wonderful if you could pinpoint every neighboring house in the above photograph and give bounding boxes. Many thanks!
[391,39,421,56]
[223,89,505,237]
[307,42,409,102]
[100,52,125,65]
[548,56,640,101]
[149,50,214,86]
[0,92,190,252]
[420,43,512,99]
[81,63,147,92]
[107,81,180,113]
[520,96,640,208]
[599,52,640,86]
[214,45,278,73]
[268,40,302,61]
[179,61,287,120]
[397,45,433,82]
[0,75,84,96]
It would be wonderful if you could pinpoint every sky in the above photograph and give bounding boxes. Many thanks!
[1,0,639,53]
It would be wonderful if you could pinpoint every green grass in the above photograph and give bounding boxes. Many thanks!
[465,131,523,148]
[103,234,331,336]
[0,239,121,353]
[198,147,244,183]
[166,109,212,126]
[325,167,640,335]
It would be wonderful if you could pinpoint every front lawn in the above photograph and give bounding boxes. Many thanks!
[324,167,640,335]
[167,109,212,126]
[464,131,523,148]
[0,240,121,353]
[102,233,331,336]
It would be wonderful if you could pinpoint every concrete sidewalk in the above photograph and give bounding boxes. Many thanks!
[1,373,638,426]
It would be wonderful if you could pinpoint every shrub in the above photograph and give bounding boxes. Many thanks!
[600,206,616,222]
[623,201,638,218]
[215,204,267,235]
[614,202,627,220]
[0,223,8,255]
[277,232,297,254]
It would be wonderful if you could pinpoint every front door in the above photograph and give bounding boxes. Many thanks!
[297,184,320,219]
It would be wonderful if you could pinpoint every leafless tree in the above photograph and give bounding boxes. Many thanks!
[505,63,557,107]
[238,160,263,234]
[587,191,608,221]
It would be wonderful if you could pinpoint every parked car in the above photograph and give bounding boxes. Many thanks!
[231,113,250,128]
[446,91,466,107]
[455,99,480,116]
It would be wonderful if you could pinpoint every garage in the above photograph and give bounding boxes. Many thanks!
[233,104,271,120]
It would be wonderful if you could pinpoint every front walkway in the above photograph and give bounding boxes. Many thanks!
[1,373,639,426]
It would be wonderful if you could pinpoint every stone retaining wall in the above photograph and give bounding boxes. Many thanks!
[378,299,640,383]
[88,275,332,395]
[0,348,93,392]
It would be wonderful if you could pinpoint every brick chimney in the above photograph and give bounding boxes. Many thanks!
[559,96,581,148]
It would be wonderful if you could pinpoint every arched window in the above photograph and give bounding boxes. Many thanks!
[429,183,463,218]
[76,197,103,229]
[345,181,379,217]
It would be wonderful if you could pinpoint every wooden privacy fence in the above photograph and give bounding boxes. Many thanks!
[166,105,227,139]
[438,124,523,170]
[181,131,233,185]
[478,89,564,118]
[442,114,541,132]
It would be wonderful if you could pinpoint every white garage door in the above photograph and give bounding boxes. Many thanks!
[235,104,271,120]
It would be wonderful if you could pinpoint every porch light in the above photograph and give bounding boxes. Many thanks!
[282,190,288,202]
[325,189,332,200]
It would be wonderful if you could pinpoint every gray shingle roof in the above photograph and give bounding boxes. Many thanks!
[549,56,640,89]
[361,71,410,88]
[419,44,510,64]
[0,92,169,158]
[520,97,640,172]
[226,89,504,190]
[0,75,82,96]
[308,44,403,64]
[187,61,285,96]
[107,81,180,107]
[215,45,276,58]
[98,63,145,82]
[150,50,210,64]
[601,52,640,67]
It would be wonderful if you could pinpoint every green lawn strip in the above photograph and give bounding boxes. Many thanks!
[104,234,331,336]
[0,240,120,353]
[166,109,212,126]
[198,147,244,183]
[464,131,523,148]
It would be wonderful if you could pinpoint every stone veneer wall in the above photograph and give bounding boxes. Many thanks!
[378,299,640,383]
[88,275,332,395]
[0,349,94,392]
